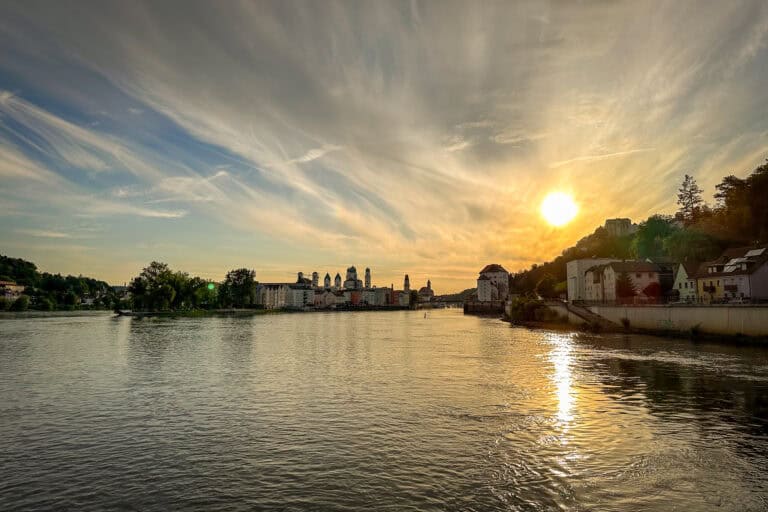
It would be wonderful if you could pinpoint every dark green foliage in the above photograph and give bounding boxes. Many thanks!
[631,215,676,259]
[0,254,116,310]
[219,268,256,308]
[10,295,29,311]
[535,273,558,299]
[127,262,220,311]
[506,296,564,323]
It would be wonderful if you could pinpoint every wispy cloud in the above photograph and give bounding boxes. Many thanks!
[286,144,343,164]
[549,148,656,169]
[15,229,72,238]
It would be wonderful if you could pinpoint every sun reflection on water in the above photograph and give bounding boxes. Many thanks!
[547,333,575,424]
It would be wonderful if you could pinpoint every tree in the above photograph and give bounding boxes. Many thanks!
[677,174,704,225]
[631,215,677,259]
[9,295,30,311]
[221,268,256,308]
[662,228,722,263]
[615,272,637,303]
[535,273,557,299]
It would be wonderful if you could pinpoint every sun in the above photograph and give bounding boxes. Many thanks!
[540,192,578,227]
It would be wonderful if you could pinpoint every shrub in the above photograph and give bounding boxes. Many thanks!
[9,295,30,312]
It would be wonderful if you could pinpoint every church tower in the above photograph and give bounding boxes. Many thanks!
[312,272,319,288]
[404,274,410,292]
[324,273,331,289]
[334,273,342,290]
[427,279,431,290]
[365,268,371,288]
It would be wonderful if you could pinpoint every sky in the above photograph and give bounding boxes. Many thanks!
[1,1,768,292]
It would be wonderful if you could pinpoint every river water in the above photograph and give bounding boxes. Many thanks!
[1,309,767,511]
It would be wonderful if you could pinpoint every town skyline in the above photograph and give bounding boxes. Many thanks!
[2,2,768,293]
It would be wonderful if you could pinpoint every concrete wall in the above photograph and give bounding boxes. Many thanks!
[545,302,589,324]
[588,305,768,336]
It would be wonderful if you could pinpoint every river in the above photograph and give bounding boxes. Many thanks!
[1,309,767,511]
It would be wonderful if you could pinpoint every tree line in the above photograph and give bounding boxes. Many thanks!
[126,262,258,311]
[1,254,116,311]
[511,159,768,298]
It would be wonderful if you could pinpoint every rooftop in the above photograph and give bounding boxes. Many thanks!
[480,264,508,274]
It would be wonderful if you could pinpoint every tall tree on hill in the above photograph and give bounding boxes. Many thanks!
[677,174,704,225]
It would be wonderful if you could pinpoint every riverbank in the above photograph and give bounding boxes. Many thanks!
[505,315,768,344]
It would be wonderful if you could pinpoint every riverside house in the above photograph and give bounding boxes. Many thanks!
[584,261,662,304]
[696,245,768,303]
[672,262,699,302]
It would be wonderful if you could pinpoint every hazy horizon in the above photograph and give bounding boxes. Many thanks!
[2,1,768,292]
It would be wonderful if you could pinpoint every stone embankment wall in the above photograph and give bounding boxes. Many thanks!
[587,305,768,337]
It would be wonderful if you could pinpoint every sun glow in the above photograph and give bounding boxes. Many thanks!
[540,192,578,227]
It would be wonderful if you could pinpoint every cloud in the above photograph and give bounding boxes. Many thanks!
[549,148,656,169]
[286,144,342,164]
[15,229,72,238]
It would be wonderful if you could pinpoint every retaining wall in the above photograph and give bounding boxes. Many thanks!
[588,305,768,337]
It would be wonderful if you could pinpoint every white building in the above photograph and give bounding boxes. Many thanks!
[476,264,509,302]
[314,289,336,308]
[585,261,662,303]
[287,285,314,308]
[566,258,620,302]
[672,262,698,302]
[256,283,290,309]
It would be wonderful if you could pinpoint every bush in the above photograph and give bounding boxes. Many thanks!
[36,297,55,311]
[9,295,30,312]
[0,296,10,311]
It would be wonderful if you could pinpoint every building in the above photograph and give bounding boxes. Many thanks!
[375,287,392,306]
[476,264,509,302]
[0,280,25,299]
[364,268,371,289]
[362,288,377,306]
[334,273,342,290]
[566,258,621,302]
[314,289,336,309]
[584,261,662,303]
[311,272,319,288]
[418,280,435,302]
[696,245,768,303]
[324,273,331,289]
[343,266,362,290]
[256,283,290,309]
[672,262,699,302]
[404,274,410,292]
[603,218,637,237]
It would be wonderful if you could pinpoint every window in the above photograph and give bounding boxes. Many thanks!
[679,283,682,289]
[717,280,720,286]
[635,273,641,278]
[684,282,688,289]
